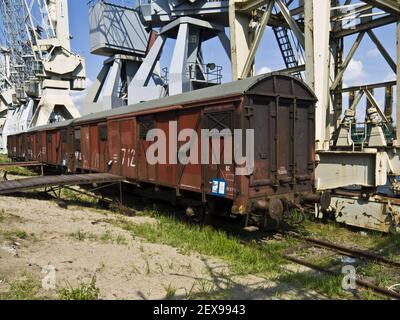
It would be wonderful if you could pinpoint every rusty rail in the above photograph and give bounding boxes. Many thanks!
[240,238,400,300]
[284,255,400,300]
[288,233,400,269]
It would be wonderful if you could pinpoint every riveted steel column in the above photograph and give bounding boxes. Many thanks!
[305,0,331,151]
[229,0,252,80]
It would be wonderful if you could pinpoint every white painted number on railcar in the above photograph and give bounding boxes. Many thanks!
[121,148,136,167]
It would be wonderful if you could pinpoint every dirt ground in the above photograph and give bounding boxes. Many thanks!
[0,189,324,300]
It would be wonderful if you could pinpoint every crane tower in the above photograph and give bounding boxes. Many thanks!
[0,0,86,151]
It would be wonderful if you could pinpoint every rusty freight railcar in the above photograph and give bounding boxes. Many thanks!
[25,131,38,161]
[7,133,18,160]
[8,73,329,227]
[26,120,73,168]
[73,73,328,226]
[15,133,26,160]
[71,119,109,173]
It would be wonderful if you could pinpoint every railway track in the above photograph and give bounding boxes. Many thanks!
[286,232,400,269]
[241,232,400,300]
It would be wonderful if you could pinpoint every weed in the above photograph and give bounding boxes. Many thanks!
[61,188,97,205]
[70,230,89,241]
[358,262,400,290]
[166,260,174,271]
[116,234,128,245]
[185,279,219,299]
[359,289,383,300]
[100,230,113,243]
[279,271,347,299]
[131,264,141,275]
[156,263,164,274]
[58,277,100,300]
[3,229,28,241]
[180,263,193,272]
[163,284,177,300]
[7,276,40,300]
[0,209,6,222]
[98,262,106,271]
[143,257,151,275]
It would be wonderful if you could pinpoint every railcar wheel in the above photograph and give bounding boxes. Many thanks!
[320,192,332,211]
[186,206,209,224]
[268,199,284,223]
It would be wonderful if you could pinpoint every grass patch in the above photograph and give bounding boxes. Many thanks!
[67,201,398,300]
[359,289,384,300]
[58,277,100,300]
[0,154,37,176]
[3,229,29,241]
[3,276,41,300]
[69,230,95,241]
[60,188,97,205]
[186,279,218,299]
[116,234,128,245]
[2,166,36,177]
[0,154,9,164]
[60,188,117,216]
[300,218,385,250]
[69,229,128,246]
[110,210,289,276]
[184,278,238,300]
[0,209,6,222]
[358,262,400,290]
[279,271,347,299]
[99,230,113,243]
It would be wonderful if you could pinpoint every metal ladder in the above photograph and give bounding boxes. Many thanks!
[272,0,302,78]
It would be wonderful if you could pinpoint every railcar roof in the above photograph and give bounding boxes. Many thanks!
[27,73,315,131]
[76,72,317,124]
[27,119,75,132]
[74,73,271,124]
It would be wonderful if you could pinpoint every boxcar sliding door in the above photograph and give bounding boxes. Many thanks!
[203,106,236,199]
[98,123,109,173]
[137,116,156,182]
[108,118,137,179]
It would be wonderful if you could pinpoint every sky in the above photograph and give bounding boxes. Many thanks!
[67,0,397,118]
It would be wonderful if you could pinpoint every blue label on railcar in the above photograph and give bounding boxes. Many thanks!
[211,179,227,197]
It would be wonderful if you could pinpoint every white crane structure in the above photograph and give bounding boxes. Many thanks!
[0,0,86,151]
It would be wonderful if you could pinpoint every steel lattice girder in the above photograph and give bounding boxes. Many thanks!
[362,0,400,15]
